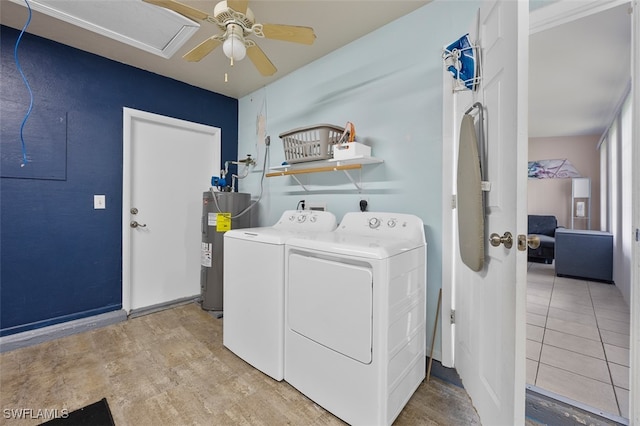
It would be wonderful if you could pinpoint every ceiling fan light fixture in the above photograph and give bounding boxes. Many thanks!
[223,33,246,62]
[144,0,315,76]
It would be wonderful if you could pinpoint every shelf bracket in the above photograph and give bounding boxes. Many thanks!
[342,169,362,191]
[290,175,309,191]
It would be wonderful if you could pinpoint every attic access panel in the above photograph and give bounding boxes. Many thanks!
[8,0,199,58]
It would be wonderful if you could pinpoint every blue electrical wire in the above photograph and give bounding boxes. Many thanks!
[14,0,33,167]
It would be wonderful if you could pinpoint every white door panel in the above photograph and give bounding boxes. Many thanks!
[122,108,220,313]
[445,1,528,424]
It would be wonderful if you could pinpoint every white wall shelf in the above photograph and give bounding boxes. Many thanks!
[266,157,383,191]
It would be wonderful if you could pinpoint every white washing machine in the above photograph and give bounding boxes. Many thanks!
[284,212,427,426]
[223,210,337,381]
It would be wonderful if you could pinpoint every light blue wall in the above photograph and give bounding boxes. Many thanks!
[237,1,478,359]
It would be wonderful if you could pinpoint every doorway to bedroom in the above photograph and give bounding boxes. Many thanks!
[526,2,632,422]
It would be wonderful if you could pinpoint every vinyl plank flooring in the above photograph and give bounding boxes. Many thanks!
[0,303,483,426]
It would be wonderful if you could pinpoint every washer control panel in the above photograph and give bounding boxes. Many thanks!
[274,210,337,231]
[339,212,425,242]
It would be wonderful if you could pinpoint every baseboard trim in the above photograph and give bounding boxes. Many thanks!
[128,295,200,319]
[0,309,127,353]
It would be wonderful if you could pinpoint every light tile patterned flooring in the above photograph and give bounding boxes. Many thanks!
[526,262,630,419]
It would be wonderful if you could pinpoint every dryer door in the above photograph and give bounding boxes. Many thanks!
[288,253,373,364]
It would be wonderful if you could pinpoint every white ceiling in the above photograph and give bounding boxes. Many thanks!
[529,1,631,138]
[1,0,632,139]
[0,0,431,98]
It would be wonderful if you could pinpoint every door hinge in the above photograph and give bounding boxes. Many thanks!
[636,228,639,242]
[451,194,457,209]
[450,310,456,324]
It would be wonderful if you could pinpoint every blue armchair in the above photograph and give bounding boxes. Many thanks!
[528,215,559,264]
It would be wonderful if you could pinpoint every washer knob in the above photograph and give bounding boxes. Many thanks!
[368,217,381,229]
[297,215,307,223]
[289,215,296,221]
[387,219,397,228]
[309,215,317,223]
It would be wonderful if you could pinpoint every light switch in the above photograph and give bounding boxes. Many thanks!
[94,195,106,209]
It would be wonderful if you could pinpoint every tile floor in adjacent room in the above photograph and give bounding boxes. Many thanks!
[526,262,630,419]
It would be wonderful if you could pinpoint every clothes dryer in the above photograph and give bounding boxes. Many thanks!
[223,210,337,381]
[284,212,426,426]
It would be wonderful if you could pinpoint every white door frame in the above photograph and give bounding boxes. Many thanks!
[121,107,221,313]
[631,1,639,423]
[529,1,638,423]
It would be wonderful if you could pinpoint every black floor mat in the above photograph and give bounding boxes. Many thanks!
[40,398,115,426]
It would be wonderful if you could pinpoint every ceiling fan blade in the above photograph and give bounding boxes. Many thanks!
[227,0,249,14]
[262,24,316,45]
[246,45,277,76]
[142,0,210,22]
[183,36,222,62]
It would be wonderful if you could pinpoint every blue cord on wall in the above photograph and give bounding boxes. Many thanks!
[14,0,34,167]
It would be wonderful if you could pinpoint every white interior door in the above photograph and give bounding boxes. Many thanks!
[122,108,221,313]
[443,1,529,424]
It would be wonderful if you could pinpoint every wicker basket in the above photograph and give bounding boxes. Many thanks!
[279,124,344,163]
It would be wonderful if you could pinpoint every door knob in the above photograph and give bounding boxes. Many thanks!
[489,231,513,249]
[130,220,146,228]
[130,207,139,215]
[517,234,540,251]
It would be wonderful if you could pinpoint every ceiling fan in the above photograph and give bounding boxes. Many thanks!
[143,0,316,76]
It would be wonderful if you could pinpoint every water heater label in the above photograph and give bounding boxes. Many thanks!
[216,213,231,232]
[208,212,217,226]
[201,242,212,267]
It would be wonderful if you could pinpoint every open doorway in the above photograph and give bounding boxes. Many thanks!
[526,2,632,422]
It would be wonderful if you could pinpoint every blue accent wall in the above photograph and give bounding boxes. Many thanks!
[0,25,238,336]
